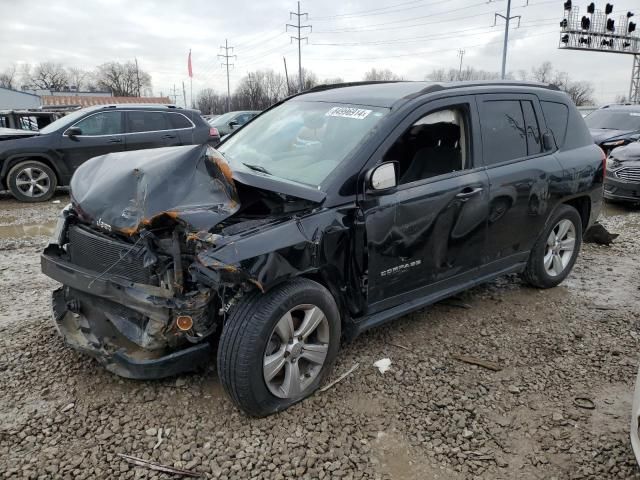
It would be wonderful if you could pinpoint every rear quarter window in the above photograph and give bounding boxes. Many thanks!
[541,101,569,148]
[168,113,194,129]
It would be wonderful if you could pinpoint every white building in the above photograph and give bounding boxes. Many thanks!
[0,87,41,110]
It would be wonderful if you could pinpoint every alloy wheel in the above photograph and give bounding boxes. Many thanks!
[263,304,330,399]
[543,219,576,277]
[15,166,51,198]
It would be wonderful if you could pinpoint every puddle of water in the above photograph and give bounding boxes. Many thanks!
[0,221,57,239]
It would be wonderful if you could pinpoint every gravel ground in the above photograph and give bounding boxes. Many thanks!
[1,192,639,480]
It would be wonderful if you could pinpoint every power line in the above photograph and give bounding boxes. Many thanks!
[286,1,311,93]
[305,28,557,62]
[311,0,428,20]
[218,39,236,112]
[312,0,463,21]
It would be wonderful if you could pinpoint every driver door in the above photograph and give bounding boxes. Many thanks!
[360,96,490,313]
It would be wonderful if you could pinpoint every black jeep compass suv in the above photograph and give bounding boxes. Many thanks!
[0,104,218,202]
[41,81,604,416]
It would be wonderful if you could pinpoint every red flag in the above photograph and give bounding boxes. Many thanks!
[188,50,193,78]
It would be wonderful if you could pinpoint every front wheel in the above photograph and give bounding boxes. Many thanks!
[522,204,582,289]
[217,278,341,417]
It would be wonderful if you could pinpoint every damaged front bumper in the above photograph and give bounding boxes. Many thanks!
[41,246,213,380]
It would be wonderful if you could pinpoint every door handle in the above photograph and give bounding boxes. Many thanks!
[107,138,122,143]
[161,134,177,139]
[455,187,483,199]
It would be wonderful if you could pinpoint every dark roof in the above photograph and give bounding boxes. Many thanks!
[42,95,173,107]
[297,80,559,108]
[0,86,41,98]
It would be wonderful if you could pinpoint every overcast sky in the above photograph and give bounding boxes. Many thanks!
[1,0,638,104]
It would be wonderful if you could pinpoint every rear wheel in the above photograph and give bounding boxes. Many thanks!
[7,160,57,202]
[217,278,341,417]
[522,204,582,288]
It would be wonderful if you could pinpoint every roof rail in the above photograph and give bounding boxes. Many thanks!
[305,80,405,94]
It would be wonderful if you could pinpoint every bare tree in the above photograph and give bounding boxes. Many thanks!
[94,61,151,97]
[527,62,595,106]
[0,64,17,89]
[426,66,504,82]
[363,68,402,81]
[197,88,226,114]
[614,94,629,104]
[66,67,89,90]
[23,62,69,90]
[531,61,554,84]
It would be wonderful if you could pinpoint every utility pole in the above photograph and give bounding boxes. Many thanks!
[631,55,640,104]
[218,39,236,113]
[494,0,521,80]
[457,49,465,81]
[134,58,141,96]
[287,1,311,93]
[168,84,179,105]
[283,57,291,95]
[182,81,187,109]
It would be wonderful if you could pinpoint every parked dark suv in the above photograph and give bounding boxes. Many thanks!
[41,81,604,416]
[0,104,218,202]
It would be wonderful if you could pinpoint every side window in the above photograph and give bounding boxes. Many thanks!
[479,100,527,165]
[19,116,39,131]
[167,113,193,129]
[521,101,542,155]
[73,111,124,135]
[384,107,469,185]
[541,101,569,148]
[237,113,253,125]
[127,111,170,133]
[0,116,7,128]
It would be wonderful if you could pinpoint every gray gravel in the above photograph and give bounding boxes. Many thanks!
[1,193,639,479]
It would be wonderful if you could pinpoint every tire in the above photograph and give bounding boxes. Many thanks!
[522,204,583,289]
[7,160,57,202]
[217,278,341,417]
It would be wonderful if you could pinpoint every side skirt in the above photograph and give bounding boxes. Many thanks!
[350,262,526,338]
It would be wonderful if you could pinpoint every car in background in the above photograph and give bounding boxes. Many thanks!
[208,110,260,137]
[577,106,597,117]
[0,104,219,202]
[605,140,640,203]
[585,105,640,154]
[0,110,63,131]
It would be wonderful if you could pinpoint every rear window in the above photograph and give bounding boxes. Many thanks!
[168,113,193,129]
[127,111,169,133]
[479,100,527,165]
[584,109,640,131]
[541,101,570,147]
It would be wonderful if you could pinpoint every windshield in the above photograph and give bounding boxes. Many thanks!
[40,109,87,134]
[218,101,388,187]
[585,110,640,131]
[210,112,238,126]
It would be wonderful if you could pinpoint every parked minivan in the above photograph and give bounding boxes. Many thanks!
[0,104,218,202]
[41,81,604,416]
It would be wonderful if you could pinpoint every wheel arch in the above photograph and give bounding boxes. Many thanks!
[2,153,62,188]
[561,195,591,233]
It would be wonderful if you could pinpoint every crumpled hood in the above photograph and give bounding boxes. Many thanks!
[70,144,240,235]
[589,128,636,144]
[609,141,640,162]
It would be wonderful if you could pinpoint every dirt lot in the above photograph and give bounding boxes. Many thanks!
[1,191,639,480]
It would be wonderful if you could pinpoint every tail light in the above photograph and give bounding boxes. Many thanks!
[209,127,219,137]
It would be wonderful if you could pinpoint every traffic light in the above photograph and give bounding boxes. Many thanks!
[564,0,572,10]
[581,16,591,29]
[560,19,568,28]
[630,21,636,33]
[561,34,570,43]
[605,3,613,15]
[606,18,615,31]
[627,11,634,18]
[579,36,592,45]
[587,2,595,14]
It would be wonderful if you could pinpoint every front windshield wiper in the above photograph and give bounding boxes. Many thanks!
[242,163,272,175]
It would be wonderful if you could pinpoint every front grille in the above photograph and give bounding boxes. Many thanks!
[615,166,640,183]
[67,225,154,284]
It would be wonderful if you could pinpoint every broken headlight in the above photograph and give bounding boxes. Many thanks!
[49,203,72,246]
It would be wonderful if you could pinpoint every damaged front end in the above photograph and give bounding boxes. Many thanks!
[41,144,316,379]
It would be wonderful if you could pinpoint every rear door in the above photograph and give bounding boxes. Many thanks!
[124,110,181,151]
[477,93,564,271]
[167,111,202,145]
[361,96,490,312]
[58,110,126,170]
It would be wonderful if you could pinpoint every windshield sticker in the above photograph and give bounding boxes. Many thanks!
[325,107,372,120]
